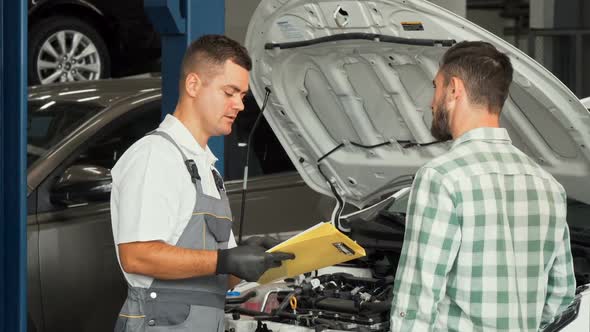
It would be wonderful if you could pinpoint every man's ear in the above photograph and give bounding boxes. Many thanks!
[449,76,466,102]
[184,72,202,98]
[444,76,461,112]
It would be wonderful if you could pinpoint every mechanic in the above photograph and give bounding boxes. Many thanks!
[391,41,575,331]
[110,35,294,332]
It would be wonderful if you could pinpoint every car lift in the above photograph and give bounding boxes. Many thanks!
[1,1,27,331]
[144,0,226,174]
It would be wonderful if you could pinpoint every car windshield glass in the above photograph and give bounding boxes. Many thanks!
[27,100,104,167]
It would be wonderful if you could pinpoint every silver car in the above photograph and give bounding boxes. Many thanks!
[224,0,590,331]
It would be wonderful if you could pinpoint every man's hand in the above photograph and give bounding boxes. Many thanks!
[216,245,295,282]
[241,236,281,250]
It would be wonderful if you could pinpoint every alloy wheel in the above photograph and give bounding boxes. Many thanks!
[36,30,102,84]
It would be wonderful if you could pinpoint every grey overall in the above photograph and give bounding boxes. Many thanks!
[114,131,233,332]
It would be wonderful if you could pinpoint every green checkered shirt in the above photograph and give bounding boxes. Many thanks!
[391,127,576,331]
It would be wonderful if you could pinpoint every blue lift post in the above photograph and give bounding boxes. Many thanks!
[144,0,226,175]
[0,0,28,331]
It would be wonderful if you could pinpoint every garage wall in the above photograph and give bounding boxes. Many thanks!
[429,0,466,17]
[529,0,590,98]
[467,9,528,52]
[530,0,554,29]
[225,0,260,45]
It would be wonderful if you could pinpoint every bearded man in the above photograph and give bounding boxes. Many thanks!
[390,41,575,331]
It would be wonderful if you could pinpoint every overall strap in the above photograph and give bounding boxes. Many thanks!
[148,130,201,183]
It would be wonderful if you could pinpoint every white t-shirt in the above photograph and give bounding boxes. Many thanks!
[110,114,237,288]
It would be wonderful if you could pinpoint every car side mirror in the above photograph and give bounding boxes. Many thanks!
[51,164,112,206]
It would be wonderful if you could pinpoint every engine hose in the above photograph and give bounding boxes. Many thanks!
[227,307,274,318]
[313,317,341,329]
[359,300,391,313]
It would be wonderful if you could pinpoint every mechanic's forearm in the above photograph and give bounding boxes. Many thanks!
[118,241,218,279]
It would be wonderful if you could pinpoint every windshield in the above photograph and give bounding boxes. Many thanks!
[27,100,103,167]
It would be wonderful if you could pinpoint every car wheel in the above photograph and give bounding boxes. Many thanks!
[29,16,110,85]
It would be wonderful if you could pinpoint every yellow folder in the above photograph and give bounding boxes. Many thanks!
[257,222,366,284]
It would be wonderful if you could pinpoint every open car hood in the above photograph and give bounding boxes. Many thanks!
[245,0,590,207]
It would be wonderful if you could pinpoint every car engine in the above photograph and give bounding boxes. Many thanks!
[225,198,407,332]
[226,271,395,332]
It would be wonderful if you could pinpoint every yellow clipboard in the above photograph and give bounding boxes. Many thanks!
[257,222,366,284]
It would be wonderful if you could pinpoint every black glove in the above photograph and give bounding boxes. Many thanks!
[216,245,295,282]
[241,236,281,250]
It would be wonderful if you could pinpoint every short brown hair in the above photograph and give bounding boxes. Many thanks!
[440,41,513,113]
[180,34,252,89]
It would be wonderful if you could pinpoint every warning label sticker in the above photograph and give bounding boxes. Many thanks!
[401,21,424,31]
[277,19,305,40]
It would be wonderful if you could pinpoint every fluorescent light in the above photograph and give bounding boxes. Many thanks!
[58,88,97,96]
[39,101,56,110]
[84,167,102,174]
[77,96,100,102]
[32,95,52,101]
[131,94,161,105]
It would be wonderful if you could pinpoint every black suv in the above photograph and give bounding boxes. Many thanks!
[28,0,161,85]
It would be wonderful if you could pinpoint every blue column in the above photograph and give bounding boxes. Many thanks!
[0,0,28,331]
[145,0,226,175]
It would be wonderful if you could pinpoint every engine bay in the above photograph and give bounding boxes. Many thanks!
[224,190,590,332]
[225,196,407,332]
[226,272,395,332]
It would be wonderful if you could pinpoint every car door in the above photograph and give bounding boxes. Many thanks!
[27,191,42,332]
[34,102,161,332]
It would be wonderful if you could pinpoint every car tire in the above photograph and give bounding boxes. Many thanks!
[29,16,111,85]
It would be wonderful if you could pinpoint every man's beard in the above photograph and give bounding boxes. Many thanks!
[431,96,453,141]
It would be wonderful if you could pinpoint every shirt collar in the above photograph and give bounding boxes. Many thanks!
[158,114,218,165]
[451,127,512,149]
